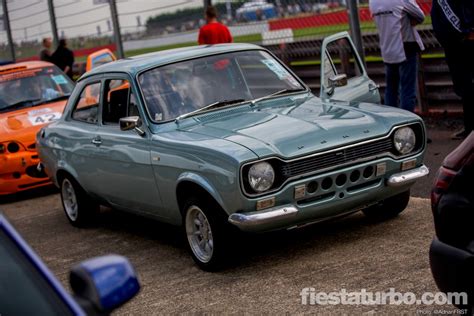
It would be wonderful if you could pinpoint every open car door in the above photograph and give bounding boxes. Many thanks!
[320,32,380,104]
[86,48,116,72]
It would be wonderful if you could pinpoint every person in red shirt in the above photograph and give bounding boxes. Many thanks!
[198,5,233,45]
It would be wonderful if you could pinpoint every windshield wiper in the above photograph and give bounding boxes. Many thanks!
[251,88,307,106]
[0,98,41,113]
[42,95,71,103]
[175,99,246,121]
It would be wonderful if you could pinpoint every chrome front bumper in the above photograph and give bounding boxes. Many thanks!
[228,205,298,230]
[228,165,429,231]
[387,165,429,187]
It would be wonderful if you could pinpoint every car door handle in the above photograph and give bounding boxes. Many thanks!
[91,137,102,146]
[369,83,380,92]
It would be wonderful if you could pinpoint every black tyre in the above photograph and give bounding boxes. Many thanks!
[182,196,235,271]
[59,175,99,227]
[362,190,410,220]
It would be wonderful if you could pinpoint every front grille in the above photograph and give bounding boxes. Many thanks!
[280,138,393,179]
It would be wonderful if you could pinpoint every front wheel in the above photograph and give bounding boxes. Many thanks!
[183,197,234,271]
[362,190,410,220]
[60,176,99,227]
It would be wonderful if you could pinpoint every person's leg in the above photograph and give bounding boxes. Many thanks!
[399,53,418,112]
[462,40,474,134]
[384,63,400,107]
[443,40,473,138]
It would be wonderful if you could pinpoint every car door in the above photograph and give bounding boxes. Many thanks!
[320,31,381,104]
[91,75,164,216]
[66,78,102,194]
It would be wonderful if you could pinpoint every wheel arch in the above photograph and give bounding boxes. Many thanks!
[176,173,227,217]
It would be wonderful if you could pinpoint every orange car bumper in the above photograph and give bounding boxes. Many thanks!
[0,150,51,195]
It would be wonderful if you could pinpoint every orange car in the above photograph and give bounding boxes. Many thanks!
[0,61,75,195]
[85,48,116,72]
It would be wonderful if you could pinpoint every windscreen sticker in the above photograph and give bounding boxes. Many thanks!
[261,59,300,87]
[261,59,289,80]
[28,108,62,125]
[51,74,68,85]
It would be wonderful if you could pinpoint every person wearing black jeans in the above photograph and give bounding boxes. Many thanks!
[432,1,474,139]
[52,39,74,79]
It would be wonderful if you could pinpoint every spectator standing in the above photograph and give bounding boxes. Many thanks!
[52,39,74,79]
[39,37,53,62]
[369,0,425,112]
[432,1,474,139]
[198,6,233,45]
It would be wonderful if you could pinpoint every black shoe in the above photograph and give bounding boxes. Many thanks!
[452,129,471,140]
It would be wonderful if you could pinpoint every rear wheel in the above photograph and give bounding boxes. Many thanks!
[362,190,410,220]
[60,176,99,227]
[183,196,234,271]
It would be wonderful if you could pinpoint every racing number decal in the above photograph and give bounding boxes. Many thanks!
[27,111,62,126]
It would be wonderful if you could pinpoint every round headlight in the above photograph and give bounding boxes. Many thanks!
[394,127,416,155]
[248,162,275,193]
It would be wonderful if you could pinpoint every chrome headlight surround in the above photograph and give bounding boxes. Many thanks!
[247,161,275,193]
[393,126,416,155]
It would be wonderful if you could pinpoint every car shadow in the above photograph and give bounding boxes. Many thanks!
[91,207,402,272]
[0,185,58,205]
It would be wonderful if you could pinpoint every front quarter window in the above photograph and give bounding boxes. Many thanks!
[138,50,304,122]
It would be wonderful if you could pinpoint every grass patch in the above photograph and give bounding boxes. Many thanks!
[290,52,445,67]
[125,33,263,57]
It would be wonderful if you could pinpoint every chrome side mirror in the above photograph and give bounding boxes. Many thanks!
[119,116,145,136]
[327,74,348,95]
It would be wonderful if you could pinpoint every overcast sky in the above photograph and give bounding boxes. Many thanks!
[1,0,203,42]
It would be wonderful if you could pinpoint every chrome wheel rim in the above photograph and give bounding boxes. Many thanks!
[62,179,78,221]
[185,205,214,263]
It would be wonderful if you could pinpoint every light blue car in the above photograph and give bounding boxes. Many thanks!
[37,33,429,270]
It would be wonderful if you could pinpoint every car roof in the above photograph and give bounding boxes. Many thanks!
[0,61,55,74]
[81,43,265,80]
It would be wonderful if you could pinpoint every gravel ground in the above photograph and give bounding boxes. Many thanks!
[0,125,465,315]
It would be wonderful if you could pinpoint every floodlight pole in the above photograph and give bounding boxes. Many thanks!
[47,0,59,46]
[109,0,124,59]
[2,0,15,62]
[347,0,365,65]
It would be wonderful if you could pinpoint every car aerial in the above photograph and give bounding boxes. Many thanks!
[430,132,473,309]
[0,61,75,195]
[0,212,140,315]
[37,32,429,270]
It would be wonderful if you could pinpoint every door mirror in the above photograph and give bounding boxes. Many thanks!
[69,255,140,313]
[119,116,145,136]
[327,74,348,95]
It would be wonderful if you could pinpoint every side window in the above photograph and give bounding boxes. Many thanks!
[71,82,101,124]
[324,38,363,87]
[102,79,138,125]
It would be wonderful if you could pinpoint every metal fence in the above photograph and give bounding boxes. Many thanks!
[1,0,437,63]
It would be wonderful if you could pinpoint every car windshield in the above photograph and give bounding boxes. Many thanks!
[138,50,305,122]
[0,66,74,113]
[0,229,74,315]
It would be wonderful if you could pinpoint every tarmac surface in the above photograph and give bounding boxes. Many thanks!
[0,125,466,314]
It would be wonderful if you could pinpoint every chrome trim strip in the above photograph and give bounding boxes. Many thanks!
[387,165,429,187]
[228,205,298,230]
[240,122,425,197]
